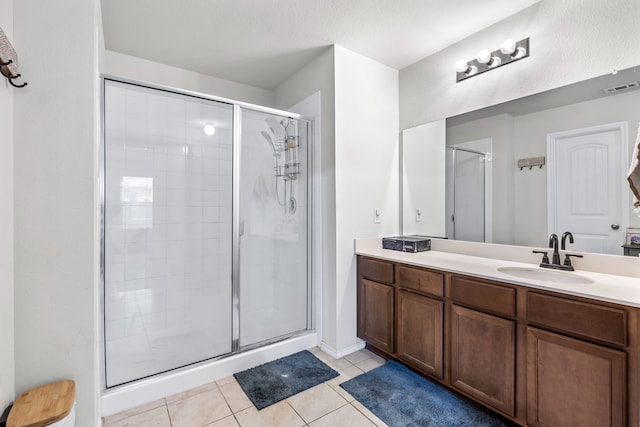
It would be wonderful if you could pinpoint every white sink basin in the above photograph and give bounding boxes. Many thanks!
[497,266,594,285]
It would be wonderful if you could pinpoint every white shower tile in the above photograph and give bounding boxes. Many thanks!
[146,259,167,278]
[105,297,125,321]
[149,240,166,260]
[105,319,125,341]
[184,273,203,290]
[185,190,202,206]
[203,207,220,222]
[166,240,185,259]
[164,190,183,208]
[184,257,203,274]
[149,224,167,241]
[166,172,186,189]
[105,262,125,283]
[202,190,220,206]
[165,257,185,276]
[125,259,147,280]
[184,237,203,256]
[203,223,220,239]
[185,173,203,191]
[167,154,186,173]
[166,288,186,310]
[184,207,202,224]
[166,206,186,224]
[166,224,185,241]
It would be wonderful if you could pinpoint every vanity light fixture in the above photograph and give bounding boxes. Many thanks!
[203,123,216,136]
[455,37,529,83]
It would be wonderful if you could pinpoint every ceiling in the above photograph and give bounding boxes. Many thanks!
[101,0,540,90]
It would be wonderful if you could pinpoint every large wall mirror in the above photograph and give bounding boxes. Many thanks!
[402,65,640,255]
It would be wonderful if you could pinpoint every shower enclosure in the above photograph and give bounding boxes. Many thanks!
[446,144,490,242]
[102,80,311,387]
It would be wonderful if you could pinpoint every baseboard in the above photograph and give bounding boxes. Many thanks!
[318,339,365,359]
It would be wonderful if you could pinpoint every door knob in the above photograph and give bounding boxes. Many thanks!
[611,223,620,230]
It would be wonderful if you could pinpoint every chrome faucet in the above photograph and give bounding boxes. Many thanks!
[533,232,583,271]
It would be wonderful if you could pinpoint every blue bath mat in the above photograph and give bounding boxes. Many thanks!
[341,360,507,427]
[234,350,339,410]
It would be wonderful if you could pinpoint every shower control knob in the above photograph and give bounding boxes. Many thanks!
[611,223,620,230]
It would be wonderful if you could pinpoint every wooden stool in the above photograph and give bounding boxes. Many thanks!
[7,380,75,427]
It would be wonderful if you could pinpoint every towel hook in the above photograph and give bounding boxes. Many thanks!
[0,59,27,88]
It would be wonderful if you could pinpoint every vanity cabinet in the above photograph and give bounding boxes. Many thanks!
[450,304,515,416]
[526,327,625,427]
[356,254,640,427]
[357,258,395,353]
[526,292,628,427]
[396,265,444,379]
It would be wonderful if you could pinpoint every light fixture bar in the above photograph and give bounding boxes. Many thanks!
[455,38,529,83]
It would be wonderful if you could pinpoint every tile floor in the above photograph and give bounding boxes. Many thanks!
[102,347,388,427]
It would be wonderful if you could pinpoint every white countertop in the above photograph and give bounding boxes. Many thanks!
[356,238,640,308]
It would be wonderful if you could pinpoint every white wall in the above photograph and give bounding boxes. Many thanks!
[103,50,275,107]
[334,46,399,352]
[400,0,640,129]
[13,0,100,425]
[275,45,399,355]
[402,121,446,236]
[447,114,515,244]
[274,48,338,349]
[0,0,15,412]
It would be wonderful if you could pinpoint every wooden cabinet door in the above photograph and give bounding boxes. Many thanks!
[397,290,443,378]
[451,304,515,416]
[527,327,626,427]
[357,278,394,353]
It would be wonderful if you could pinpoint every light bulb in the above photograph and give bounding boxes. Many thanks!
[488,56,502,68]
[455,60,470,73]
[477,49,492,64]
[203,124,216,136]
[500,39,517,55]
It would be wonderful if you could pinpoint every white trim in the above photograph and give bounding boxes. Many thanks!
[547,121,629,249]
[101,332,318,416]
[318,340,366,359]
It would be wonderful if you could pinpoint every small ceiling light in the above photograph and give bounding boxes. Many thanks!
[203,124,216,136]
[455,59,477,76]
[500,39,526,59]
[477,49,501,67]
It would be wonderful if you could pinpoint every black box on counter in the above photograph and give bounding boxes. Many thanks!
[382,236,431,253]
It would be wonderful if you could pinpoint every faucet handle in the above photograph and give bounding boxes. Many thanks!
[563,253,583,270]
[533,250,550,265]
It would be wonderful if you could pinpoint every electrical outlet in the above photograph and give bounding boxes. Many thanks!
[374,208,381,224]
[416,208,422,222]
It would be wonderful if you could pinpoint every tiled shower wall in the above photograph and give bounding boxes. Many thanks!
[103,81,233,386]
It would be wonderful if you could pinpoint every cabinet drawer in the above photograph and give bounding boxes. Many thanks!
[398,265,444,297]
[450,276,516,317]
[528,292,627,347]
[359,257,394,284]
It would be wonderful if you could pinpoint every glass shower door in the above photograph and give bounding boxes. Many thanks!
[103,80,233,386]
[238,108,310,347]
[446,147,486,242]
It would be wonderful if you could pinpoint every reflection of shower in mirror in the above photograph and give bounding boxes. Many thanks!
[261,117,300,214]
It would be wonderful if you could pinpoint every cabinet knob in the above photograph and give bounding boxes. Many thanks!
[611,223,620,230]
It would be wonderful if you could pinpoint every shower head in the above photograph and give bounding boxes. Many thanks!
[261,131,280,157]
[265,117,286,140]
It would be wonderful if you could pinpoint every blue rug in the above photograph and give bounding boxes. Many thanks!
[341,361,507,427]
[234,350,339,410]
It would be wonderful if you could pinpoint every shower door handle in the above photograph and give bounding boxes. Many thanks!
[239,221,245,236]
